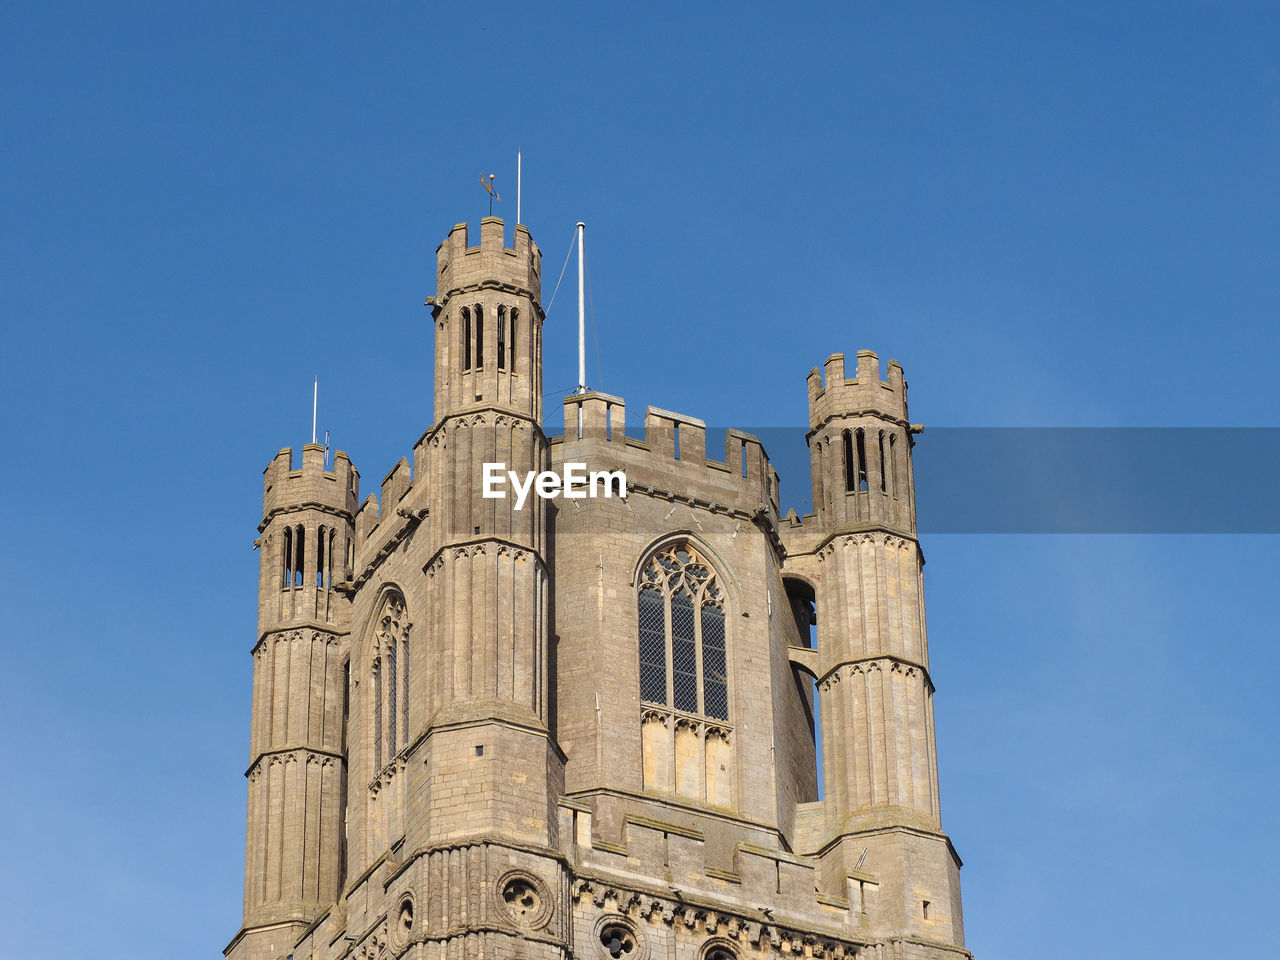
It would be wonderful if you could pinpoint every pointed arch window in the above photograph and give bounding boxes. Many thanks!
[636,543,728,721]
[373,592,411,773]
[497,305,507,370]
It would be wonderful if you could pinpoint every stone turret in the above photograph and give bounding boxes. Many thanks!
[228,443,360,960]
[793,351,964,948]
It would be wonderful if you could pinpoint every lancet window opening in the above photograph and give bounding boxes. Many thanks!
[878,430,888,492]
[509,307,519,370]
[282,527,293,588]
[294,525,305,586]
[637,543,729,722]
[843,430,855,493]
[462,308,472,371]
[889,432,899,498]
[497,306,506,370]
[316,525,326,588]
[855,429,868,491]
[473,304,484,368]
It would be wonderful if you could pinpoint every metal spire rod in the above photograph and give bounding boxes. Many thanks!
[312,377,317,444]
[517,151,522,225]
[576,222,586,394]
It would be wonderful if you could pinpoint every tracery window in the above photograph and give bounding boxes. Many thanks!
[637,543,728,721]
[373,592,411,772]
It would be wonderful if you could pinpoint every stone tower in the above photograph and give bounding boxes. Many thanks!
[231,443,358,960]
[225,217,973,960]
[786,352,965,948]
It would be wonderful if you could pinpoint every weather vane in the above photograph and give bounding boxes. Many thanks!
[479,173,501,215]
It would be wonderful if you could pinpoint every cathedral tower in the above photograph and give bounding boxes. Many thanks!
[226,217,975,960]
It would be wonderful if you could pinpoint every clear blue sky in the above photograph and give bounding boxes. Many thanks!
[2,3,1277,958]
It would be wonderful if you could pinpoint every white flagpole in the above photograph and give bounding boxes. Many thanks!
[312,377,318,444]
[517,151,522,225]
[576,222,586,394]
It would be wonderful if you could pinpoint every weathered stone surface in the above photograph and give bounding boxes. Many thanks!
[224,219,972,960]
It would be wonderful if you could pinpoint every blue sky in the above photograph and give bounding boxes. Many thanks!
[1,3,1277,958]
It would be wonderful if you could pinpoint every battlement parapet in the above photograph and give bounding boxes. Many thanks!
[807,350,907,427]
[558,392,780,512]
[432,217,541,309]
[262,444,359,519]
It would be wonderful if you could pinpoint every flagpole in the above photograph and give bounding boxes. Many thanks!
[312,377,317,444]
[517,151,522,225]
[576,222,586,394]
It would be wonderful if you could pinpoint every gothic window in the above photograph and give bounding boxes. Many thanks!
[372,592,411,773]
[636,543,728,721]
[282,526,292,588]
[509,308,519,368]
[316,525,326,588]
[294,525,305,586]
[855,429,868,491]
[497,306,506,370]
[473,304,484,368]
[878,430,888,492]
[843,430,855,493]
[462,307,472,371]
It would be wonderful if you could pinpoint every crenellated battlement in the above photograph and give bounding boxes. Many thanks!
[557,392,780,512]
[262,443,360,521]
[431,217,541,310]
[807,350,908,428]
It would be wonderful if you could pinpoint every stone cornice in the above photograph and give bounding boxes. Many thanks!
[252,623,347,655]
[259,501,354,533]
[816,653,935,692]
[245,746,344,779]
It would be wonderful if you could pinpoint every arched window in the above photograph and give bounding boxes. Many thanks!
[497,306,506,370]
[509,308,519,368]
[878,430,888,492]
[461,307,472,371]
[636,543,728,720]
[855,429,868,491]
[282,526,292,589]
[294,525,305,587]
[843,430,855,492]
[888,433,898,498]
[372,592,411,773]
[316,524,326,588]
[473,304,484,368]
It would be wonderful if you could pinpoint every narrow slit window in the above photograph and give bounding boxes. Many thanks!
[741,438,748,478]
[316,525,325,588]
[509,308,518,368]
[474,304,484,368]
[889,433,898,497]
[879,431,888,492]
[294,525,305,586]
[843,430,855,492]
[462,308,471,371]
[856,429,868,491]
[497,306,506,370]
[282,527,292,589]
